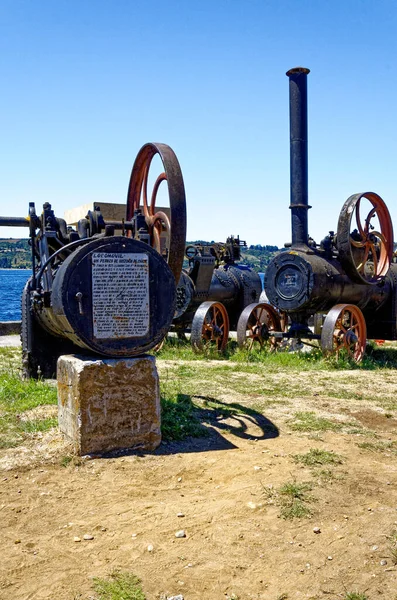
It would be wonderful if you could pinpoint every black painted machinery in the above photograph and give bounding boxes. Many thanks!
[172,236,262,351]
[0,143,187,377]
[246,67,397,361]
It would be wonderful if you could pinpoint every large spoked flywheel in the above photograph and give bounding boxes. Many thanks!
[337,192,393,285]
[126,143,187,283]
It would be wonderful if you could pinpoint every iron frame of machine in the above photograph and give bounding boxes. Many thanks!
[263,67,397,359]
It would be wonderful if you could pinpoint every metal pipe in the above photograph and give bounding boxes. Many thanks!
[0,216,30,227]
[104,220,134,231]
[286,67,311,248]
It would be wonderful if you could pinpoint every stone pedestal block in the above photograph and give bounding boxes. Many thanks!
[57,354,161,455]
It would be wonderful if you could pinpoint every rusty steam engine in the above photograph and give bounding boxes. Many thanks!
[173,236,262,351]
[0,143,187,378]
[247,67,396,361]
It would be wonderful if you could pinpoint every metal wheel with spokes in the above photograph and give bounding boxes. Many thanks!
[321,303,367,362]
[191,301,230,352]
[337,192,393,284]
[126,142,187,282]
[237,303,282,350]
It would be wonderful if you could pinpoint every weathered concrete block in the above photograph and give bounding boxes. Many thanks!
[57,354,161,455]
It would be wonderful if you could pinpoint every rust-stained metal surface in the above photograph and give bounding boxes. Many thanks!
[1,142,187,377]
[337,191,394,285]
[172,237,262,352]
[190,301,230,352]
[320,303,367,363]
[237,302,282,350]
[126,142,187,284]
[263,66,397,362]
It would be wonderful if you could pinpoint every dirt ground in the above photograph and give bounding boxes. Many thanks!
[1,360,397,600]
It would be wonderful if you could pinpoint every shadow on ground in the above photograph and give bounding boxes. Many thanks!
[110,394,279,458]
[99,394,279,459]
[158,395,279,454]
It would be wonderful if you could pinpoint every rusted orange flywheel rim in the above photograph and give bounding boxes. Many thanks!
[237,302,282,350]
[126,143,186,283]
[337,192,393,284]
[321,303,367,363]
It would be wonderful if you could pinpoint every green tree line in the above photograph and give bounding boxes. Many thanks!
[0,239,31,269]
[0,238,283,273]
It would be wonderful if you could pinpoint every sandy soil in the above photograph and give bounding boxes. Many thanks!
[1,363,397,600]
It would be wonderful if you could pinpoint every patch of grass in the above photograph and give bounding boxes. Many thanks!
[324,389,367,401]
[159,365,281,442]
[175,364,197,378]
[347,426,381,440]
[0,373,57,413]
[345,427,367,436]
[191,367,297,399]
[0,432,20,449]
[155,336,234,361]
[293,448,343,468]
[279,480,312,499]
[0,372,58,449]
[161,392,205,441]
[155,333,397,372]
[0,347,22,376]
[156,336,397,370]
[161,388,278,442]
[60,455,74,467]
[233,346,326,370]
[364,344,397,369]
[0,347,21,361]
[344,593,368,600]
[171,361,320,400]
[159,370,206,441]
[289,411,342,433]
[92,570,145,600]
[263,480,314,519]
[277,480,314,520]
[357,440,397,455]
[20,416,58,433]
[312,468,338,483]
[378,399,397,411]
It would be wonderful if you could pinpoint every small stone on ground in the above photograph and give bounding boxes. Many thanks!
[175,530,186,538]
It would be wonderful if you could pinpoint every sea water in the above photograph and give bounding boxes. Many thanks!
[0,270,31,321]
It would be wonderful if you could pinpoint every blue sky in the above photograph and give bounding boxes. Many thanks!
[1,0,396,246]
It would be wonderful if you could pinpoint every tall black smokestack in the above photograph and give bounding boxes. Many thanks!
[286,67,311,248]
